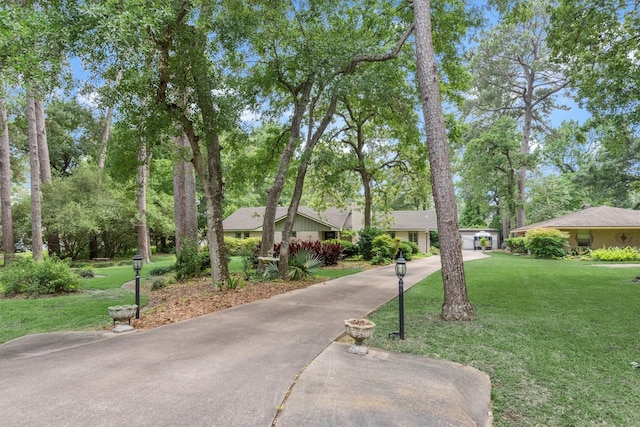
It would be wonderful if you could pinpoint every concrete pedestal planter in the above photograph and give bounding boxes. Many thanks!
[108,305,138,333]
[344,318,376,355]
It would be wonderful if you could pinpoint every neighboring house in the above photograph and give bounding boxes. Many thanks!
[509,206,640,249]
[222,206,437,253]
[459,229,501,250]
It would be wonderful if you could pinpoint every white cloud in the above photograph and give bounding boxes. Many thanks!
[76,91,101,109]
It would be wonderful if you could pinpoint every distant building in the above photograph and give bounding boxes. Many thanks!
[509,206,640,249]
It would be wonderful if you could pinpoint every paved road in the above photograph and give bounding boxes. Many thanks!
[0,252,492,426]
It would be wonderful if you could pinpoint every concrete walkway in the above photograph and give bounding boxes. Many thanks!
[0,252,492,426]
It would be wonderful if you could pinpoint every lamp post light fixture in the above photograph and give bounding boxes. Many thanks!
[132,254,143,319]
[389,251,407,340]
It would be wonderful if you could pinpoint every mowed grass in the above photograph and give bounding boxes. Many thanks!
[0,255,175,344]
[368,252,640,426]
[1,255,363,344]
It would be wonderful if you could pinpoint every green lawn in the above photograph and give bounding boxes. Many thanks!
[1,255,363,344]
[368,251,640,426]
[0,255,175,344]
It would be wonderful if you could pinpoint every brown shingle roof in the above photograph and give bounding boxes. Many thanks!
[385,210,438,231]
[511,206,640,233]
[222,206,351,231]
[223,207,437,232]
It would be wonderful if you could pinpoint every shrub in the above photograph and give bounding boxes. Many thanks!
[429,246,440,255]
[224,237,243,256]
[1,257,81,297]
[320,241,344,266]
[505,237,527,254]
[151,278,167,290]
[75,267,95,278]
[590,246,640,261]
[429,231,439,248]
[358,227,385,261]
[69,261,90,268]
[149,265,175,276]
[224,237,261,257]
[175,242,209,280]
[371,233,394,265]
[93,261,114,268]
[406,241,420,256]
[273,240,344,266]
[325,239,358,258]
[524,228,570,259]
[398,242,413,261]
[240,238,261,257]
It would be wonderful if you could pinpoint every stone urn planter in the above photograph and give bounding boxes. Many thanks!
[108,305,138,332]
[344,318,376,355]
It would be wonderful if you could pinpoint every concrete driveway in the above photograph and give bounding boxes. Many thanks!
[0,252,492,426]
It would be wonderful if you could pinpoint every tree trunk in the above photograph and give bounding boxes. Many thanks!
[517,92,534,228]
[173,133,198,252]
[0,97,14,265]
[414,0,472,320]
[35,100,51,183]
[98,70,121,170]
[136,142,151,263]
[261,81,312,259]
[278,96,339,279]
[26,94,43,261]
[35,98,61,257]
[173,137,186,252]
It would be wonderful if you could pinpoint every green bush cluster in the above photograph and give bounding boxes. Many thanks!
[370,235,414,264]
[151,278,167,290]
[93,261,115,268]
[175,243,210,280]
[149,265,175,276]
[74,267,95,278]
[505,237,527,254]
[524,228,570,259]
[590,246,640,261]
[357,227,385,261]
[224,237,261,256]
[1,258,81,297]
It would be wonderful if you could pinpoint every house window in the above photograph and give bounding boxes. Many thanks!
[576,230,591,247]
[408,232,418,243]
[389,232,396,238]
[244,232,250,239]
[324,231,336,240]
[235,232,242,239]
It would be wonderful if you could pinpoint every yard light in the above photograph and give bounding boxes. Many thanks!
[132,254,143,319]
[389,251,407,340]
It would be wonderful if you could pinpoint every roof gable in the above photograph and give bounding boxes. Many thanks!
[512,206,640,232]
[223,206,351,231]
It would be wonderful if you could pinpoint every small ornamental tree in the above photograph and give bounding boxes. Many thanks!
[524,228,570,259]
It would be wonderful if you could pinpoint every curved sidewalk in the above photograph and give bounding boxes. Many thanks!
[0,252,492,426]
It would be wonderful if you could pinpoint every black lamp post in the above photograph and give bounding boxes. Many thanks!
[132,254,143,319]
[389,251,407,340]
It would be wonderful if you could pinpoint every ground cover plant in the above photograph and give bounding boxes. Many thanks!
[368,251,640,426]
